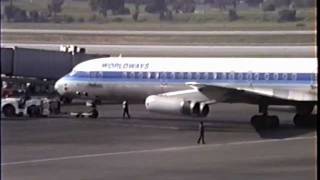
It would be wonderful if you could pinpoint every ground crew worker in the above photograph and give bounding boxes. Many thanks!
[88,103,98,118]
[197,121,206,144]
[19,83,32,108]
[122,100,131,119]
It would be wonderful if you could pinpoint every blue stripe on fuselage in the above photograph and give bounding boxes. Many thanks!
[63,71,315,85]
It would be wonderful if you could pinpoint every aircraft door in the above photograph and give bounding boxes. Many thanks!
[311,73,317,91]
[89,71,96,85]
[89,71,102,86]
[159,72,167,92]
[246,71,254,88]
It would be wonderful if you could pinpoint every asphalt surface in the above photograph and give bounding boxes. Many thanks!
[1,103,316,180]
[1,29,316,35]
[1,43,316,57]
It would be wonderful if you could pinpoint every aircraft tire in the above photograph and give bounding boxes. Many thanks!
[3,105,15,117]
[270,116,280,129]
[251,115,264,130]
[251,115,279,130]
[293,114,316,128]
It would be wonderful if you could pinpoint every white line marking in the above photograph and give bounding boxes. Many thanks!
[108,123,180,130]
[1,29,316,35]
[2,136,316,166]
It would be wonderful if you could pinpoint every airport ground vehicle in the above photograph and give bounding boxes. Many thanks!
[1,97,60,118]
[69,101,98,118]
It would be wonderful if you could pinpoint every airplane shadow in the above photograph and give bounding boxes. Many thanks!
[104,115,316,139]
[254,124,316,139]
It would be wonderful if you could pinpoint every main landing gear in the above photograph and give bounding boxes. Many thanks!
[250,104,279,130]
[251,104,316,130]
[293,104,316,128]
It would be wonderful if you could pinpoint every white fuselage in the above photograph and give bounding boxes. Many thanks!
[54,57,317,104]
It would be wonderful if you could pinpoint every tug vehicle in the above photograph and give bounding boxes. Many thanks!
[1,97,60,118]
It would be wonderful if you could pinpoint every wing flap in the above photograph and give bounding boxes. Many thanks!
[186,82,316,103]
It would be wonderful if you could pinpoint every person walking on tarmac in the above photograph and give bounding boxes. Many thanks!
[88,102,99,118]
[122,100,131,119]
[197,121,206,144]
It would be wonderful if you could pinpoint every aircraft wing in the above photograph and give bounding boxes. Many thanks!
[186,82,316,103]
[160,82,316,105]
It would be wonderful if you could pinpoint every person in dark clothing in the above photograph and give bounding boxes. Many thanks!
[19,83,32,108]
[122,100,131,119]
[88,103,98,118]
[197,121,206,144]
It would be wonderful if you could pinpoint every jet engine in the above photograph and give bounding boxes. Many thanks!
[145,95,209,117]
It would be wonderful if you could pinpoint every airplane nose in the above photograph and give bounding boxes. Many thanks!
[54,79,64,95]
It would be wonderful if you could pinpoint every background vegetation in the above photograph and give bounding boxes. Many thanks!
[1,0,315,27]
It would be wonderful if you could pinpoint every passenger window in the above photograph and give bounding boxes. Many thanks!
[175,72,183,79]
[254,73,259,80]
[220,73,226,80]
[191,72,197,80]
[208,72,213,80]
[171,72,175,79]
[142,72,148,79]
[246,72,252,80]
[155,72,160,79]
[264,73,270,80]
[237,73,243,80]
[175,72,179,79]
[122,72,127,78]
[291,73,297,80]
[183,72,188,79]
[216,73,222,80]
[282,73,288,80]
[166,72,172,79]
[160,72,165,79]
[89,72,95,79]
[199,72,207,80]
[129,72,135,79]
[273,73,279,80]
[228,72,235,80]
[147,72,152,79]
[96,72,103,79]
[150,72,156,79]
[134,72,139,79]
[213,73,217,80]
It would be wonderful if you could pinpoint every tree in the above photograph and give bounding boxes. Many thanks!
[4,5,27,22]
[278,9,296,22]
[4,5,15,21]
[172,0,196,13]
[48,0,64,19]
[212,0,240,10]
[145,0,171,20]
[132,0,141,21]
[245,0,263,7]
[89,0,126,17]
[29,10,39,22]
[228,9,238,21]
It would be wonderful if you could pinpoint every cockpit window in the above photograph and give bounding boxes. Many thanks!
[69,70,77,76]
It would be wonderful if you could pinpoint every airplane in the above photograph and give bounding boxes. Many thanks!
[54,57,317,129]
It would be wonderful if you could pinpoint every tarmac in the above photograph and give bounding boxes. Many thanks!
[1,103,316,180]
